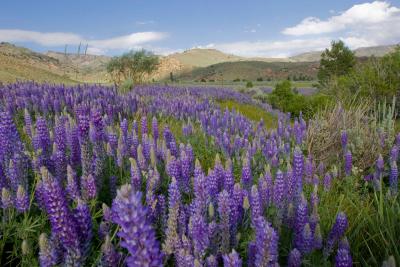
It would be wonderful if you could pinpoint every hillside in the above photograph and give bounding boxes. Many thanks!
[290,44,398,62]
[0,42,77,84]
[178,60,319,81]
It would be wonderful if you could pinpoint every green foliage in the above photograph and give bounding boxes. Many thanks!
[119,78,134,94]
[318,40,356,87]
[219,100,277,128]
[246,81,253,88]
[106,49,159,86]
[256,77,263,82]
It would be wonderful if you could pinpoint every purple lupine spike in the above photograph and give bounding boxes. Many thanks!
[98,221,110,240]
[390,145,399,162]
[293,147,304,195]
[206,255,217,267]
[111,184,163,266]
[214,154,225,191]
[39,233,58,267]
[40,167,81,263]
[163,177,181,255]
[314,223,323,249]
[35,116,52,169]
[54,117,67,154]
[152,117,159,141]
[81,174,96,201]
[180,149,191,193]
[254,217,279,266]
[288,248,302,267]
[241,157,252,189]
[73,198,92,256]
[335,246,352,267]
[15,185,29,213]
[223,249,242,267]
[299,223,313,254]
[232,183,244,222]
[23,109,32,138]
[247,241,256,267]
[66,165,80,200]
[1,187,12,209]
[101,235,120,267]
[218,190,232,253]
[250,185,261,221]
[389,161,398,195]
[189,212,209,260]
[323,172,332,192]
[294,194,308,250]
[69,125,81,169]
[305,155,314,184]
[129,158,142,191]
[141,115,148,135]
[341,130,348,151]
[207,169,218,200]
[324,212,348,257]
[224,158,234,194]
[273,170,285,209]
[344,150,352,176]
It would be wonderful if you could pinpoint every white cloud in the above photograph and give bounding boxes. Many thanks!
[0,29,167,54]
[203,38,332,58]
[283,1,400,36]
[136,20,155,25]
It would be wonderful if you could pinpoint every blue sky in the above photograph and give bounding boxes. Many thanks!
[1,0,399,57]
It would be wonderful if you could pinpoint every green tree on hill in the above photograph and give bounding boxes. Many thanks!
[318,40,356,87]
[107,49,159,86]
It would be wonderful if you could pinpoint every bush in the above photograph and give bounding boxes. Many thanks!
[118,78,134,94]
[256,77,263,82]
[233,78,241,82]
[246,81,253,88]
[306,98,396,169]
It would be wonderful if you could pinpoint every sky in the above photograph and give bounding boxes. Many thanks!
[1,0,400,57]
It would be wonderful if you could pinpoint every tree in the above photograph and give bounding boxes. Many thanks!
[106,49,159,86]
[318,40,356,87]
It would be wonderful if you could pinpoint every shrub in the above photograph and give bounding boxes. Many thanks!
[256,77,263,82]
[306,98,396,169]
[246,81,253,88]
[119,78,134,94]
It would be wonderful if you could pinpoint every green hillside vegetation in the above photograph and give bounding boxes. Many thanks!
[178,60,318,82]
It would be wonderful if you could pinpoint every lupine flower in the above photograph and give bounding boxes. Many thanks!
[344,150,352,176]
[254,217,279,266]
[323,172,332,191]
[293,147,304,195]
[129,158,142,191]
[101,235,120,267]
[163,177,181,255]
[81,174,97,200]
[15,185,29,212]
[218,190,231,253]
[389,161,398,195]
[40,167,81,263]
[390,145,398,162]
[73,199,92,255]
[39,233,58,267]
[223,249,242,267]
[241,157,252,189]
[335,247,352,267]
[189,212,209,260]
[1,187,12,209]
[300,223,313,254]
[294,194,308,250]
[112,184,163,266]
[324,212,348,257]
[66,165,79,200]
[224,158,234,194]
[288,248,301,267]
[273,170,285,209]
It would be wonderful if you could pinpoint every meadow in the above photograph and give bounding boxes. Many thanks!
[0,81,398,267]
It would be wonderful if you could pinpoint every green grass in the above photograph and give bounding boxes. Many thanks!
[218,99,277,128]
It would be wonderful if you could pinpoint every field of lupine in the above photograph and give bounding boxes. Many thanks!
[0,82,399,267]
